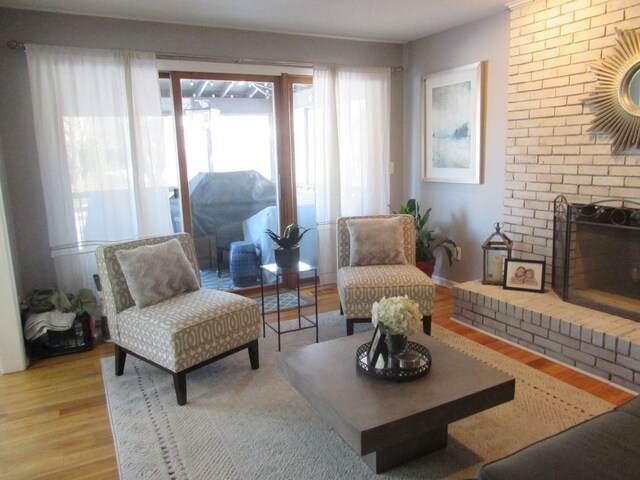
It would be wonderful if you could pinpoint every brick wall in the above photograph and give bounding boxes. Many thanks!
[506,0,640,281]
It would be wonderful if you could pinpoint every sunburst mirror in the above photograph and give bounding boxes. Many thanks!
[587,28,640,154]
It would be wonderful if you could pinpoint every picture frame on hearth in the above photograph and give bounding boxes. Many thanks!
[503,259,545,293]
[367,325,387,367]
[421,61,484,184]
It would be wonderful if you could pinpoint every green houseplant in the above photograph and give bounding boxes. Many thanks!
[265,223,312,269]
[394,199,457,277]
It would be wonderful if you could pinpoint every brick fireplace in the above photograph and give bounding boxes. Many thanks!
[454,1,640,392]
[503,0,640,275]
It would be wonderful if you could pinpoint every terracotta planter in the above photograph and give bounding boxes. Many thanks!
[416,258,436,278]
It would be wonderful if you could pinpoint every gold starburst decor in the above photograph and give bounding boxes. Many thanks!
[587,28,640,154]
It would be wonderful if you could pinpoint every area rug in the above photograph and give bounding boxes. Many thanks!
[257,291,314,314]
[102,311,614,480]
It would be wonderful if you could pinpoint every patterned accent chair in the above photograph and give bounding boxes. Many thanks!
[337,214,435,336]
[95,233,261,405]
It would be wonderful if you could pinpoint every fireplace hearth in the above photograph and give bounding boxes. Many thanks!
[553,196,640,322]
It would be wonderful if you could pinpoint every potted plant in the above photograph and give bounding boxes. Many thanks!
[394,199,457,277]
[265,223,312,269]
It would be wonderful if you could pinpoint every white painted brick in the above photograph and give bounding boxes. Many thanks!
[555,105,584,116]
[562,155,594,165]
[553,145,580,155]
[563,175,591,185]
[591,9,625,28]
[556,84,585,97]
[581,144,612,155]
[566,134,594,145]
[543,55,572,69]
[521,21,548,36]
[528,146,554,155]
[575,4,607,21]
[609,166,640,176]
[525,165,551,174]
[581,342,616,362]
[520,40,547,54]
[610,186,640,198]
[617,338,631,357]
[507,325,534,343]
[512,34,535,47]
[618,355,640,373]
[579,185,610,196]
[512,14,535,29]
[549,331,580,349]
[577,165,607,175]
[574,26,606,42]
[562,345,596,366]
[550,165,578,174]
[535,6,561,22]
[593,176,624,186]
[571,50,603,64]
[596,358,633,380]
[560,0,591,14]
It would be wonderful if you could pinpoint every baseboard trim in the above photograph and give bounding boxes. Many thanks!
[432,275,456,288]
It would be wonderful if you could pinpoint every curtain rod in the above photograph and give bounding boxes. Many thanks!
[6,39,404,72]
[7,40,24,50]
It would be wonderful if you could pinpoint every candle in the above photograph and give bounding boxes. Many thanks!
[493,256,504,282]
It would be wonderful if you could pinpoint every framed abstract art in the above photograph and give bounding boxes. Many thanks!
[422,62,484,184]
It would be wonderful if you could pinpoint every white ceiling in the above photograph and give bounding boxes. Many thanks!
[1,0,509,43]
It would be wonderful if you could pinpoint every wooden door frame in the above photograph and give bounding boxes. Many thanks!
[278,74,313,231]
[166,70,314,289]
[169,72,283,236]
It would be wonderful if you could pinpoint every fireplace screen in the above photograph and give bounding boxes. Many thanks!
[553,195,640,322]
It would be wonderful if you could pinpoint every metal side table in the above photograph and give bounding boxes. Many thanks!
[259,262,318,351]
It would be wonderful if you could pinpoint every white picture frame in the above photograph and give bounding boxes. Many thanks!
[421,62,484,184]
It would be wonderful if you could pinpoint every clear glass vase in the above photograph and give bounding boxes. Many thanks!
[386,334,408,355]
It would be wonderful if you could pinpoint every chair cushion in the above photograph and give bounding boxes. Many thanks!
[116,238,200,308]
[337,264,434,318]
[347,217,407,266]
[114,288,260,371]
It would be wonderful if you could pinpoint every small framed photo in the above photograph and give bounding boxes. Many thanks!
[503,259,545,293]
[367,325,387,367]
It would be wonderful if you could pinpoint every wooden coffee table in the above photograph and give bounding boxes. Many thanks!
[277,331,515,473]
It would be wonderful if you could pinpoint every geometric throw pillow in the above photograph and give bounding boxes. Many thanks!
[115,238,200,308]
[347,217,407,267]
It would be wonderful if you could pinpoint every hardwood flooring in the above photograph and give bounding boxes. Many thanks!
[0,284,634,479]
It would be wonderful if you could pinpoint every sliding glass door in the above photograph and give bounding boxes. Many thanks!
[162,71,314,291]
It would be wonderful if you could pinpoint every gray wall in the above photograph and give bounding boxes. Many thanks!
[403,11,509,283]
[0,7,404,295]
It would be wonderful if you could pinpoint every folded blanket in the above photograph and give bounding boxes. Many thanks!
[23,311,77,340]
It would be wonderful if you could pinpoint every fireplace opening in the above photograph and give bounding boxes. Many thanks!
[553,195,640,322]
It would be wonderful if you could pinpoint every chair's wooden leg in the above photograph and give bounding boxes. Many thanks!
[422,315,432,336]
[115,344,127,376]
[347,319,355,336]
[173,372,187,406]
[248,339,259,370]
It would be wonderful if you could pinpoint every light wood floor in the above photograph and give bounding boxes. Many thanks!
[0,285,634,479]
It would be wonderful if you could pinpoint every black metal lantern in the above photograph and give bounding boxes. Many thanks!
[482,223,513,285]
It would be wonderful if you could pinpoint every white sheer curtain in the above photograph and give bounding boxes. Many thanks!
[26,45,174,292]
[313,65,390,283]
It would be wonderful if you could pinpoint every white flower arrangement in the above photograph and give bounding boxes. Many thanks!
[371,295,422,336]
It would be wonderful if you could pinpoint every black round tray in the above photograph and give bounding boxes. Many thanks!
[356,341,432,382]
